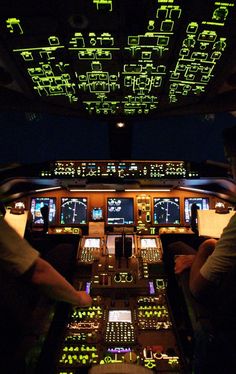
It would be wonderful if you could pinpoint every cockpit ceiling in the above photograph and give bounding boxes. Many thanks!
[1,0,236,119]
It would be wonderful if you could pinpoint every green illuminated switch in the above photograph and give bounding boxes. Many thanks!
[183,36,195,49]
[187,22,198,34]
[170,6,182,19]
[128,36,139,45]
[179,48,190,57]
[48,36,60,45]
[171,72,180,79]
[21,51,33,61]
[211,51,222,60]
[191,52,208,60]
[213,39,226,51]
[69,34,85,48]
[201,75,211,83]
[213,6,229,22]
[78,50,95,59]
[176,63,187,72]
[6,18,23,34]
[100,33,114,47]
[185,73,195,80]
[96,50,112,59]
[93,0,112,12]
[142,51,152,59]
[156,7,168,19]
[160,19,174,32]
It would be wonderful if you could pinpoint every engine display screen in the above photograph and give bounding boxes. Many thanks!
[107,198,134,225]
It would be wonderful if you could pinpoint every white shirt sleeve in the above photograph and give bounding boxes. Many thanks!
[0,218,39,276]
[200,213,236,284]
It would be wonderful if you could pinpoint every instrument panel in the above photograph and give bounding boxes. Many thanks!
[26,190,223,234]
[40,160,198,179]
[56,296,181,373]
[50,234,187,373]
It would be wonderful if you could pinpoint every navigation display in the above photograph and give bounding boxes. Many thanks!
[108,310,132,323]
[107,198,134,225]
[60,198,87,224]
[184,197,209,223]
[30,197,56,224]
[153,198,180,224]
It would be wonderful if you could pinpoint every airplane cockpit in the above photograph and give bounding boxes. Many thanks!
[1,1,236,374]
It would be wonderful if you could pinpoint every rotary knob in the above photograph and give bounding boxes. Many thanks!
[124,351,137,363]
[114,273,121,282]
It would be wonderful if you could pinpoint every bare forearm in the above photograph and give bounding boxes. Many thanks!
[189,250,210,287]
[189,239,217,300]
[30,257,92,306]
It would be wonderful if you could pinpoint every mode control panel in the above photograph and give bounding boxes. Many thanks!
[42,160,197,179]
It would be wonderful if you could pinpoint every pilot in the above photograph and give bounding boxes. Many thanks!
[167,125,236,372]
[0,208,92,373]
[173,126,236,301]
[0,215,92,306]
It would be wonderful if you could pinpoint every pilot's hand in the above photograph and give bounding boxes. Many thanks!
[75,291,92,307]
[174,254,196,275]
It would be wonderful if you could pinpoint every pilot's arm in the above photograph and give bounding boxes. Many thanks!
[190,213,236,301]
[0,218,92,307]
[28,256,92,306]
[189,238,217,300]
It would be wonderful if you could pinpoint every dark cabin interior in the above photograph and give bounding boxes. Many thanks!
[1,1,236,373]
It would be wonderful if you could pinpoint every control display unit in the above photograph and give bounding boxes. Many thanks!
[140,238,157,249]
[108,310,132,323]
[60,197,87,224]
[84,238,101,248]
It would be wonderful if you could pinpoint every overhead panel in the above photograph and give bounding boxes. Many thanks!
[0,0,235,117]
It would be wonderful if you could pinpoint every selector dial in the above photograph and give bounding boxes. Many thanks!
[114,273,121,282]
[124,351,137,363]
[126,273,133,282]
